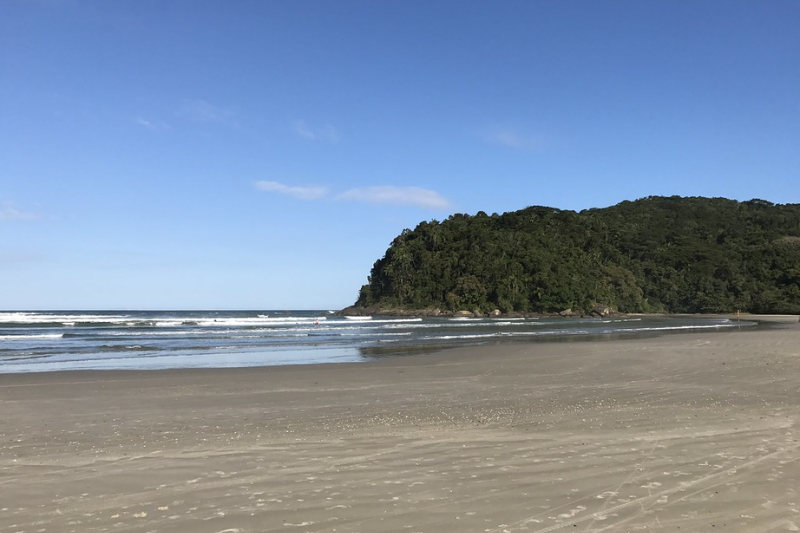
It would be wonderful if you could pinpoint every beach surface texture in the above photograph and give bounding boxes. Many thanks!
[2,321,799,532]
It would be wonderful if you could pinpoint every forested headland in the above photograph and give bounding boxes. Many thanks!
[350,196,800,316]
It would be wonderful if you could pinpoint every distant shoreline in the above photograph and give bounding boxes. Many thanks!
[338,304,800,321]
[2,312,794,377]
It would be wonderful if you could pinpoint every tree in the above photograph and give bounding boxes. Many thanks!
[355,197,800,314]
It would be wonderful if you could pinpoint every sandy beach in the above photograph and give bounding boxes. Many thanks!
[2,321,799,533]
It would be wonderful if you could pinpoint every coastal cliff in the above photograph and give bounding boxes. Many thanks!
[349,196,800,316]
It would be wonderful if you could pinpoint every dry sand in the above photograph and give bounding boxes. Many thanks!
[2,322,799,532]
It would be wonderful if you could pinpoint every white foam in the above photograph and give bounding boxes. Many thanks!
[0,333,63,340]
[0,312,131,324]
[198,316,327,327]
[0,312,331,328]
[429,333,501,340]
[628,323,747,332]
[361,318,423,324]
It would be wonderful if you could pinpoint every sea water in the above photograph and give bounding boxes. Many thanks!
[0,310,754,373]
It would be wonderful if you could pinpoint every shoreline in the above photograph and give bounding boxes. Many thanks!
[2,325,799,532]
[0,316,792,383]
[2,313,794,377]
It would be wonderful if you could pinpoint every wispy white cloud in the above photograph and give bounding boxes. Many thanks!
[255,181,451,210]
[133,116,169,131]
[292,120,340,142]
[0,201,39,221]
[254,181,328,200]
[181,99,237,126]
[336,186,451,210]
[484,129,545,151]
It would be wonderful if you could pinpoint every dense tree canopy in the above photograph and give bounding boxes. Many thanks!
[355,196,800,314]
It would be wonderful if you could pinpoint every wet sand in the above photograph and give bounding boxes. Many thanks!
[2,323,799,532]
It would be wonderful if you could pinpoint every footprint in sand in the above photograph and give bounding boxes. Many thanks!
[557,505,587,519]
[596,491,618,499]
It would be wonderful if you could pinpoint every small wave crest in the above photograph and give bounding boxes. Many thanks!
[99,344,160,353]
[0,333,63,340]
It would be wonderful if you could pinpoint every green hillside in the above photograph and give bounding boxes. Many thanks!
[354,196,800,315]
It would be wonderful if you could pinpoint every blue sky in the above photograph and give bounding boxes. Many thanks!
[2,1,798,310]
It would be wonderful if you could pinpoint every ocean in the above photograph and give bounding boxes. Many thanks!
[0,310,754,373]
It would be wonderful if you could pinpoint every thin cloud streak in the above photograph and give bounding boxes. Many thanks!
[254,181,328,200]
[0,202,39,221]
[485,129,545,151]
[181,99,237,126]
[337,186,451,210]
[254,181,451,210]
[134,116,169,131]
[292,120,339,142]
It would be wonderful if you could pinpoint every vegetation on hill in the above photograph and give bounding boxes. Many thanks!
[354,196,800,315]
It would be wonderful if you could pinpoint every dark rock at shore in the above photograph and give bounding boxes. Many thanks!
[337,306,369,317]
[591,304,613,318]
[337,304,620,319]
[337,306,446,317]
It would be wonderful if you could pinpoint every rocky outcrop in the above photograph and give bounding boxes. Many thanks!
[590,304,613,318]
[337,306,444,317]
[338,306,368,317]
[337,305,611,319]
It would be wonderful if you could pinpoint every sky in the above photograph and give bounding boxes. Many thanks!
[1,0,799,310]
